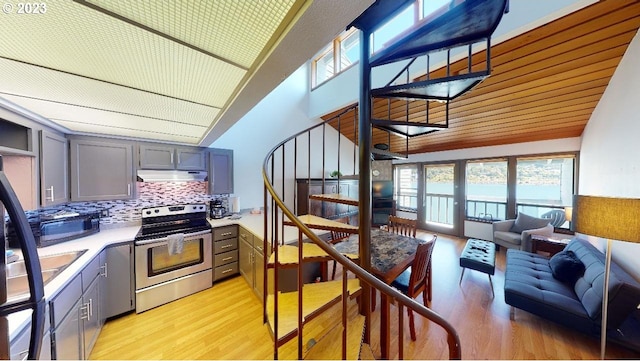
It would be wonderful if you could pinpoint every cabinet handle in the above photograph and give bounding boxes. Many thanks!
[256,246,263,252]
[221,244,233,249]
[88,298,94,318]
[222,256,233,261]
[222,268,234,274]
[127,183,131,196]
[46,186,55,202]
[240,234,246,240]
[80,304,89,321]
[101,263,108,278]
[171,152,174,164]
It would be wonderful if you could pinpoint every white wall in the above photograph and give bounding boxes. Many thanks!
[210,65,358,211]
[578,29,640,279]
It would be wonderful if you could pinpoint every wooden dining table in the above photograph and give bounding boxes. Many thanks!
[332,228,429,358]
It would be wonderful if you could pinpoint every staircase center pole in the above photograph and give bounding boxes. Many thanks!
[357,26,373,345]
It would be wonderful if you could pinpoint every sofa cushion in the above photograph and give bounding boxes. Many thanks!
[549,250,585,285]
[509,212,551,234]
[566,239,640,328]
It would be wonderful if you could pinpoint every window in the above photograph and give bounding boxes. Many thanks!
[311,0,452,88]
[314,47,334,85]
[516,155,576,229]
[311,29,359,88]
[465,159,507,220]
[394,164,418,211]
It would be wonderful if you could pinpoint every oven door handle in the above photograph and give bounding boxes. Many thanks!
[135,229,212,246]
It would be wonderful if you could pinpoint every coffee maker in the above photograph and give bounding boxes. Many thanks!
[209,199,226,219]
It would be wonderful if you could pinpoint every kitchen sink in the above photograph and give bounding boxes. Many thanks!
[5,249,87,300]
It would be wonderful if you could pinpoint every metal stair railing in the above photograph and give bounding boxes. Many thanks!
[262,112,461,360]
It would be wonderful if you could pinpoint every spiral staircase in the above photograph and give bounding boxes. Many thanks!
[260,0,509,358]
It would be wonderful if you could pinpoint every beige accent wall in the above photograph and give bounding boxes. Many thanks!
[3,155,37,210]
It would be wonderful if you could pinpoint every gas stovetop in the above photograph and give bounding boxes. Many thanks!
[135,204,210,241]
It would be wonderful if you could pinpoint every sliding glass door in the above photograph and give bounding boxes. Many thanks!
[423,163,460,235]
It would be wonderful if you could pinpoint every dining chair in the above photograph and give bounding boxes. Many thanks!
[390,234,437,341]
[388,215,417,237]
[330,216,351,280]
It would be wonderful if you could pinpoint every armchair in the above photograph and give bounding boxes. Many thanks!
[493,212,553,251]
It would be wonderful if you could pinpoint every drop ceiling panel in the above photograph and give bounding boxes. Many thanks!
[0,58,219,128]
[0,0,246,106]
[85,0,297,69]
[2,94,205,144]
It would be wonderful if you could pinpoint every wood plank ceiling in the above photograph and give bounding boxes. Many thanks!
[322,0,640,155]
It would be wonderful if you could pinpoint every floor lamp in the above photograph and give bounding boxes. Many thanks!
[572,195,640,359]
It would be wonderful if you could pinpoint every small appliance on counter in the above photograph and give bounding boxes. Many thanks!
[6,209,101,248]
[210,199,227,219]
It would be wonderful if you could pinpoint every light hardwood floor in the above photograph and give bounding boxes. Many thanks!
[90,232,640,360]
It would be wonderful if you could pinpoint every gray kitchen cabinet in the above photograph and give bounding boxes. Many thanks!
[100,243,134,319]
[81,276,100,358]
[238,227,267,300]
[9,319,51,360]
[70,138,134,201]
[139,144,206,170]
[209,148,233,194]
[52,297,82,360]
[49,252,110,360]
[41,332,52,360]
[50,274,82,360]
[39,130,69,206]
[213,226,238,281]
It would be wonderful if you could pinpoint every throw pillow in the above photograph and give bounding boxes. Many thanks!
[549,250,586,285]
[509,212,551,234]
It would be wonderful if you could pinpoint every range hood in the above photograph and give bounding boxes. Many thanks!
[136,170,208,182]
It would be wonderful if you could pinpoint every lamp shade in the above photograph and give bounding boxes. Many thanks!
[572,195,640,244]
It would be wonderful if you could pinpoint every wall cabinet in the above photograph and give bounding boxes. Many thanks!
[209,148,233,194]
[39,130,69,206]
[296,178,358,223]
[70,138,133,201]
[212,226,238,281]
[100,243,134,319]
[139,144,206,171]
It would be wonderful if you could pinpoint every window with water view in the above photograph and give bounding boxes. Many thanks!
[466,160,507,221]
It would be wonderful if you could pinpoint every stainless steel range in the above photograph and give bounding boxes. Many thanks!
[134,204,212,313]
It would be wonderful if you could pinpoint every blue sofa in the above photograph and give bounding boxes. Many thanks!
[504,238,640,340]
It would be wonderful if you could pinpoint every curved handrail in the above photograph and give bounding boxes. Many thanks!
[262,119,462,359]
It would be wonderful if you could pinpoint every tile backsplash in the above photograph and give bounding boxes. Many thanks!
[15,181,227,228]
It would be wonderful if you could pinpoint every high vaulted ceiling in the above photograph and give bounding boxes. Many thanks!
[323,0,640,155]
[0,0,372,146]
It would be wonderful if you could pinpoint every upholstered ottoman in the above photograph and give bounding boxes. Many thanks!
[459,238,496,296]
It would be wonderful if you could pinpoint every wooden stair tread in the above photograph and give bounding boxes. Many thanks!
[304,314,366,360]
[309,193,359,206]
[266,279,361,344]
[268,243,330,266]
[285,214,359,233]
[359,342,376,360]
